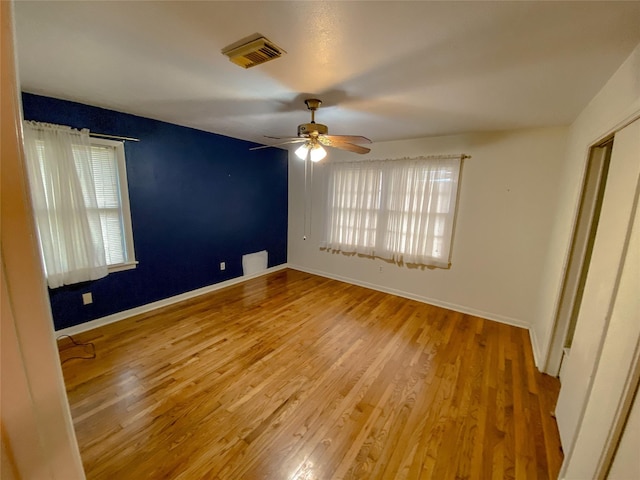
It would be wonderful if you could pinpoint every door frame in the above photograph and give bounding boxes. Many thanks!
[561,156,640,478]
[542,109,640,375]
[1,2,85,477]
[544,139,613,377]
[553,116,640,478]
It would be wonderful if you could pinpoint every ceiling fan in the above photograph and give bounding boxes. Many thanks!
[250,98,372,161]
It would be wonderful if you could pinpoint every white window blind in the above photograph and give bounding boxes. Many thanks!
[321,156,462,268]
[84,137,136,271]
[85,143,127,265]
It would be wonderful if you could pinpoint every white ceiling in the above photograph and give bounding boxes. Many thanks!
[13,1,640,145]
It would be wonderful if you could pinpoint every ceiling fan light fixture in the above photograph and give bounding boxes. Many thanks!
[310,144,327,162]
[295,143,310,160]
[252,98,372,157]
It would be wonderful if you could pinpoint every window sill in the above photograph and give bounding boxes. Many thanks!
[108,261,138,273]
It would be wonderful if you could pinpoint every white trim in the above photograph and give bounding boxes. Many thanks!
[288,264,540,365]
[529,327,542,369]
[113,139,136,265]
[107,260,138,273]
[56,264,288,336]
[586,110,640,152]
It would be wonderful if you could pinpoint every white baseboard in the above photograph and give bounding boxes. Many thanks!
[55,264,289,337]
[58,262,542,370]
[288,263,541,368]
[528,327,543,369]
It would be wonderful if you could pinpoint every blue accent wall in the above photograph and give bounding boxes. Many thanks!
[22,93,288,330]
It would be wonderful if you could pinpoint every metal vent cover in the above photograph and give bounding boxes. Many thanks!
[221,36,286,69]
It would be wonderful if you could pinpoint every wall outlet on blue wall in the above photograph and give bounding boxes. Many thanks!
[220,262,226,271]
[82,292,93,305]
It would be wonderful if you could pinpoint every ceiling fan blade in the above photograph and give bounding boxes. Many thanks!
[249,138,307,151]
[327,141,371,154]
[264,135,305,140]
[322,135,372,145]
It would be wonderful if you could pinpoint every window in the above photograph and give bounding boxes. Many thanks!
[321,156,461,268]
[84,138,136,271]
[34,137,136,271]
[24,120,138,288]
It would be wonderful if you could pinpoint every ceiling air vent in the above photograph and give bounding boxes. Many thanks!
[221,36,286,69]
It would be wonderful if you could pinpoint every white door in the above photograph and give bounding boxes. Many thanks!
[607,389,640,479]
[555,118,640,471]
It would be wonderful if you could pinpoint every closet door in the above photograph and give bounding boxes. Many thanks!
[555,118,640,477]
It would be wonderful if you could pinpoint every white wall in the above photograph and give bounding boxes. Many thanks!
[288,126,568,363]
[534,42,640,366]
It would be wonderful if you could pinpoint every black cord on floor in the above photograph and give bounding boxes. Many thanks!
[57,334,96,363]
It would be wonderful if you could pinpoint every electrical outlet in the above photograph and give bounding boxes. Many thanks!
[82,292,93,305]
[220,262,226,271]
[379,266,383,273]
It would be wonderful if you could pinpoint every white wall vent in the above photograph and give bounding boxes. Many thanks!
[221,36,286,69]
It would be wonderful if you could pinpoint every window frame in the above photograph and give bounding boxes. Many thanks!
[89,137,137,273]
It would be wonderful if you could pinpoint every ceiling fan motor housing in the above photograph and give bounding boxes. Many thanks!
[298,122,328,137]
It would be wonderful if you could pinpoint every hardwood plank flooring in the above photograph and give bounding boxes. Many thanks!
[58,269,563,479]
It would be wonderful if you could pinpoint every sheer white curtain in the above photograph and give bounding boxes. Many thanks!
[23,121,108,288]
[320,162,383,256]
[321,156,461,268]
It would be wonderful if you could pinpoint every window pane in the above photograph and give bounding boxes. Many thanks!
[99,210,125,265]
[328,166,382,249]
[90,145,121,208]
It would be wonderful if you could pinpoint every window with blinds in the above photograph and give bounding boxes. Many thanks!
[76,138,135,270]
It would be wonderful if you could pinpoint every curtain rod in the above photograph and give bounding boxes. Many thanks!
[329,153,471,164]
[90,132,140,142]
[412,154,471,160]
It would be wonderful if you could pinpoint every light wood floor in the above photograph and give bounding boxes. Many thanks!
[59,269,563,479]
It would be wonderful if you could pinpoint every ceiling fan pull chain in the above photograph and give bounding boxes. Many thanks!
[303,154,308,240]
[309,159,314,235]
